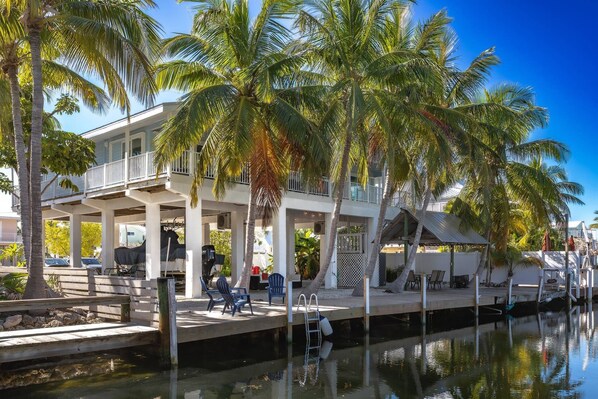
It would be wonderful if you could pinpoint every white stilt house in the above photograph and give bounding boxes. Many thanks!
[39,103,410,297]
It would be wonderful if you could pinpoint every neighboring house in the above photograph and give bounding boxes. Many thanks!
[427,182,463,212]
[30,103,412,298]
[0,212,21,265]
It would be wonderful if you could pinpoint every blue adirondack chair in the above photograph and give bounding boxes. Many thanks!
[267,273,285,305]
[216,276,253,316]
[200,276,224,312]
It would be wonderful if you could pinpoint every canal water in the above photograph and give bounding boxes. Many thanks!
[3,305,598,398]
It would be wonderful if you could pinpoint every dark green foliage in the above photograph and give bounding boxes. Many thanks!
[294,229,319,280]
[0,272,27,299]
[210,230,232,276]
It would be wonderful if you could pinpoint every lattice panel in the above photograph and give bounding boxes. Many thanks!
[338,253,366,287]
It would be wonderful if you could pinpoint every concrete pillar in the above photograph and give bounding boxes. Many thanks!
[185,197,202,298]
[272,207,287,276]
[114,223,120,248]
[203,223,211,245]
[323,213,337,288]
[101,209,115,273]
[69,214,82,268]
[145,203,161,281]
[286,213,296,277]
[366,216,379,286]
[231,211,245,283]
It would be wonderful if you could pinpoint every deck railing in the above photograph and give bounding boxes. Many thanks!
[39,150,402,206]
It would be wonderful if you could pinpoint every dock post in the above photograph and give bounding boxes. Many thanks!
[586,269,594,302]
[286,278,293,344]
[566,272,572,310]
[364,275,370,333]
[421,273,427,326]
[506,278,513,310]
[474,274,479,318]
[536,275,544,309]
[158,277,178,367]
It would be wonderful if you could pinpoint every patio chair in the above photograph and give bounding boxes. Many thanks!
[427,270,440,289]
[200,276,224,312]
[267,273,285,305]
[216,276,254,316]
[429,270,445,290]
[406,270,420,290]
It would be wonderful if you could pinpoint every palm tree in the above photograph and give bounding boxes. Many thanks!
[3,0,161,298]
[0,7,31,275]
[154,0,323,289]
[384,12,500,293]
[452,84,577,282]
[297,0,440,295]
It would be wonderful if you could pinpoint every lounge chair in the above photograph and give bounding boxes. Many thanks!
[267,273,285,305]
[428,270,445,290]
[201,276,224,312]
[406,270,420,290]
[216,276,253,316]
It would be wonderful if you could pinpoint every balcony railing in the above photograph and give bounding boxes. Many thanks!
[38,150,403,207]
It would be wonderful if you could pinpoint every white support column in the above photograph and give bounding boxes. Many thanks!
[366,216,379,286]
[272,207,287,276]
[323,213,337,289]
[203,223,211,245]
[231,211,245,283]
[145,203,161,281]
[101,209,115,273]
[185,197,202,298]
[114,223,120,248]
[286,213,296,277]
[69,214,82,268]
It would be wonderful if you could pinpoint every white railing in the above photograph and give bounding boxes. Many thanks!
[337,233,364,253]
[171,151,190,174]
[128,153,147,181]
[41,150,406,207]
[40,174,85,201]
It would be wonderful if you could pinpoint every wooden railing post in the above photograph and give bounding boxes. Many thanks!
[121,299,131,322]
[158,278,178,367]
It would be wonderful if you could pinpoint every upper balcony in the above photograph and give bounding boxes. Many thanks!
[38,150,409,208]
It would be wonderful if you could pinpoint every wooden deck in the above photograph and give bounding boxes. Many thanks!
[0,322,158,363]
[175,286,538,343]
[0,285,546,363]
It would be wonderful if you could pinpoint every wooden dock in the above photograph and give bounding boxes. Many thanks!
[0,279,574,364]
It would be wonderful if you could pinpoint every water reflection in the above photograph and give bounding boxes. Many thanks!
[6,305,598,398]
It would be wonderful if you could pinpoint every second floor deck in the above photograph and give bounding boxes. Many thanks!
[37,150,410,208]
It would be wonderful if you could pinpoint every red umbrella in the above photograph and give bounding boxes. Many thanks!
[542,231,552,251]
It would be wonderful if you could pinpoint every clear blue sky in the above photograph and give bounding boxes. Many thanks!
[56,0,598,224]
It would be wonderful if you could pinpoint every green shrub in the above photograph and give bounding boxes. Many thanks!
[0,273,27,298]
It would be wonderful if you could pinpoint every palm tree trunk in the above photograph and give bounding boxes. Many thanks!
[23,26,46,299]
[352,170,393,296]
[235,177,257,290]
[302,130,352,296]
[387,187,433,293]
[6,63,32,269]
[472,228,491,285]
